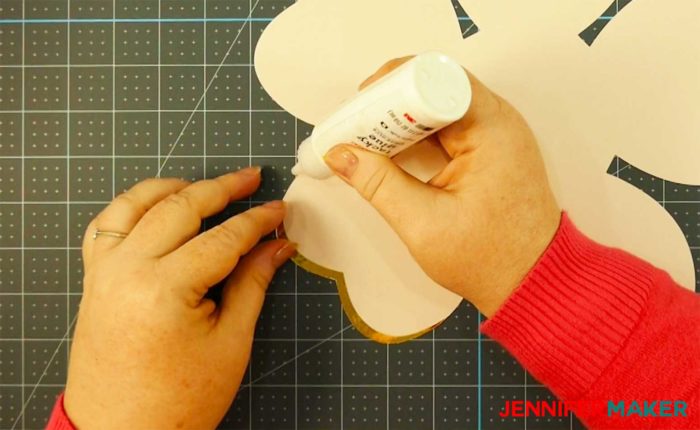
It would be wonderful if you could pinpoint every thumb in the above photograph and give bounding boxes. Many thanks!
[324,144,438,230]
[217,239,296,336]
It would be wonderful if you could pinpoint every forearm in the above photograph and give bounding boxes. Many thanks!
[482,213,700,429]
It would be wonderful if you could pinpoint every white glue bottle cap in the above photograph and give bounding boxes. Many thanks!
[291,137,328,177]
[292,51,471,179]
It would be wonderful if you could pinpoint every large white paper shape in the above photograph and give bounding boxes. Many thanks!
[255,0,698,341]
[284,141,460,341]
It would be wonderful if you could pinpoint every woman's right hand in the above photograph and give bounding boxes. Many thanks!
[323,57,561,317]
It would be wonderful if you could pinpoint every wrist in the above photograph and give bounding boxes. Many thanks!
[474,209,562,318]
[63,384,93,430]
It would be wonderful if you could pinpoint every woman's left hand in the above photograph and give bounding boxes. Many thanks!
[64,168,295,430]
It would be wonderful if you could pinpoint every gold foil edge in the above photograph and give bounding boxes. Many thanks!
[277,226,445,344]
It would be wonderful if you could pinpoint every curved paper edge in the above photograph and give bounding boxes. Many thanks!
[253,0,463,125]
[276,226,450,344]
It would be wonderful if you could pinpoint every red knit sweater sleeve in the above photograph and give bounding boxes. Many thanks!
[46,393,75,430]
[482,213,700,429]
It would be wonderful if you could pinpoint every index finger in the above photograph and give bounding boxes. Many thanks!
[124,167,261,256]
[437,71,508,158]
[157,201,286,302]
[359,56,504,158]
[358,56,414,90]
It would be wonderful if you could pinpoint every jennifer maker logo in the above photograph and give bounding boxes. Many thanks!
[498,400,689,418]
[608,400,688,418]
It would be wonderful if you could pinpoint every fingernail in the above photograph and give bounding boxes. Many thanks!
[263,200,285,209]
[272,241,297,267]
[239,166,262,177]
[324,145,359,179]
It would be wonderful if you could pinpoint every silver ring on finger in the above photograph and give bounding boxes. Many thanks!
[92,229,129,240]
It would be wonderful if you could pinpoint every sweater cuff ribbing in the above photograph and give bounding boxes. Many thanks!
[481,212,655,400]
[46,393,75,430]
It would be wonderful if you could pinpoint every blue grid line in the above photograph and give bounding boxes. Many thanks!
[0,17,273,24]
[0,17,477,25]
[478,314,482,430]
[0,15,620,26]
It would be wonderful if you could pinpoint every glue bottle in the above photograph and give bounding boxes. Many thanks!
[291,51,472,179]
